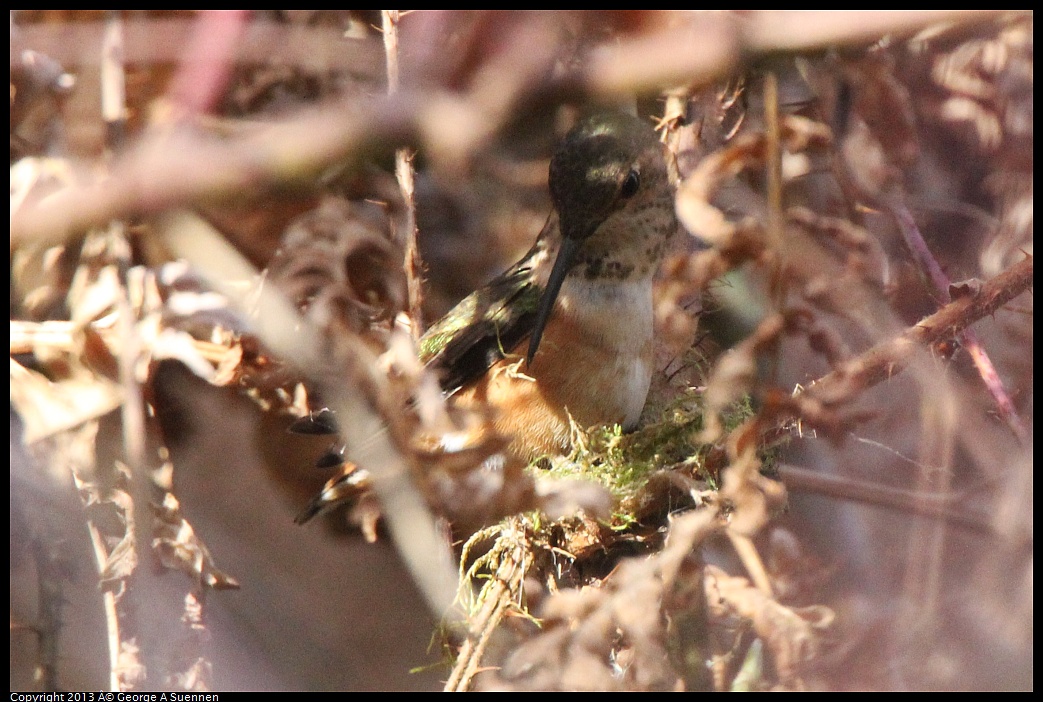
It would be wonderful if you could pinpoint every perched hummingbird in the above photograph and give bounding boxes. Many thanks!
[419,110,678,462]
[294,111,678,522]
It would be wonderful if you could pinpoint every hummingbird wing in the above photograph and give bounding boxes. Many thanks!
[418,239,545,396]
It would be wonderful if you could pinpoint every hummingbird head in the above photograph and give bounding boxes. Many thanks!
[526,111,675,365]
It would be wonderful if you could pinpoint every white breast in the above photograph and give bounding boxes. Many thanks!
[558,277,654,428]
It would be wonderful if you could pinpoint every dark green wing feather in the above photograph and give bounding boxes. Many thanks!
[419,241,546,396]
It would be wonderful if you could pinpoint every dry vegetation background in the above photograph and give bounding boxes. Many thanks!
[9,10,1033,692]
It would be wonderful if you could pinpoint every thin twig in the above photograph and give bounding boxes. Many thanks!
[101,17,156,691]
[800,256,1032,406]
[382,10,426,339]
[763,70,785,386]
[886,200,1028,444]
[727,531,773,597]
[445,537,527,692]
[778,464,998,536]
[87,521,123,692]
[100,12,128,153]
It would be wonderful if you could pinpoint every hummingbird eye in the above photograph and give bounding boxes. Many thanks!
[620,169,640,199]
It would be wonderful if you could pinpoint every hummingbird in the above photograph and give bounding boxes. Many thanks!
[294,110,678,522]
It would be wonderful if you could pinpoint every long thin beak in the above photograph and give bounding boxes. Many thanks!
[527,236,582,366]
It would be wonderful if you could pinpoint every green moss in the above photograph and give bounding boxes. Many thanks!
[540,385,759,523]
